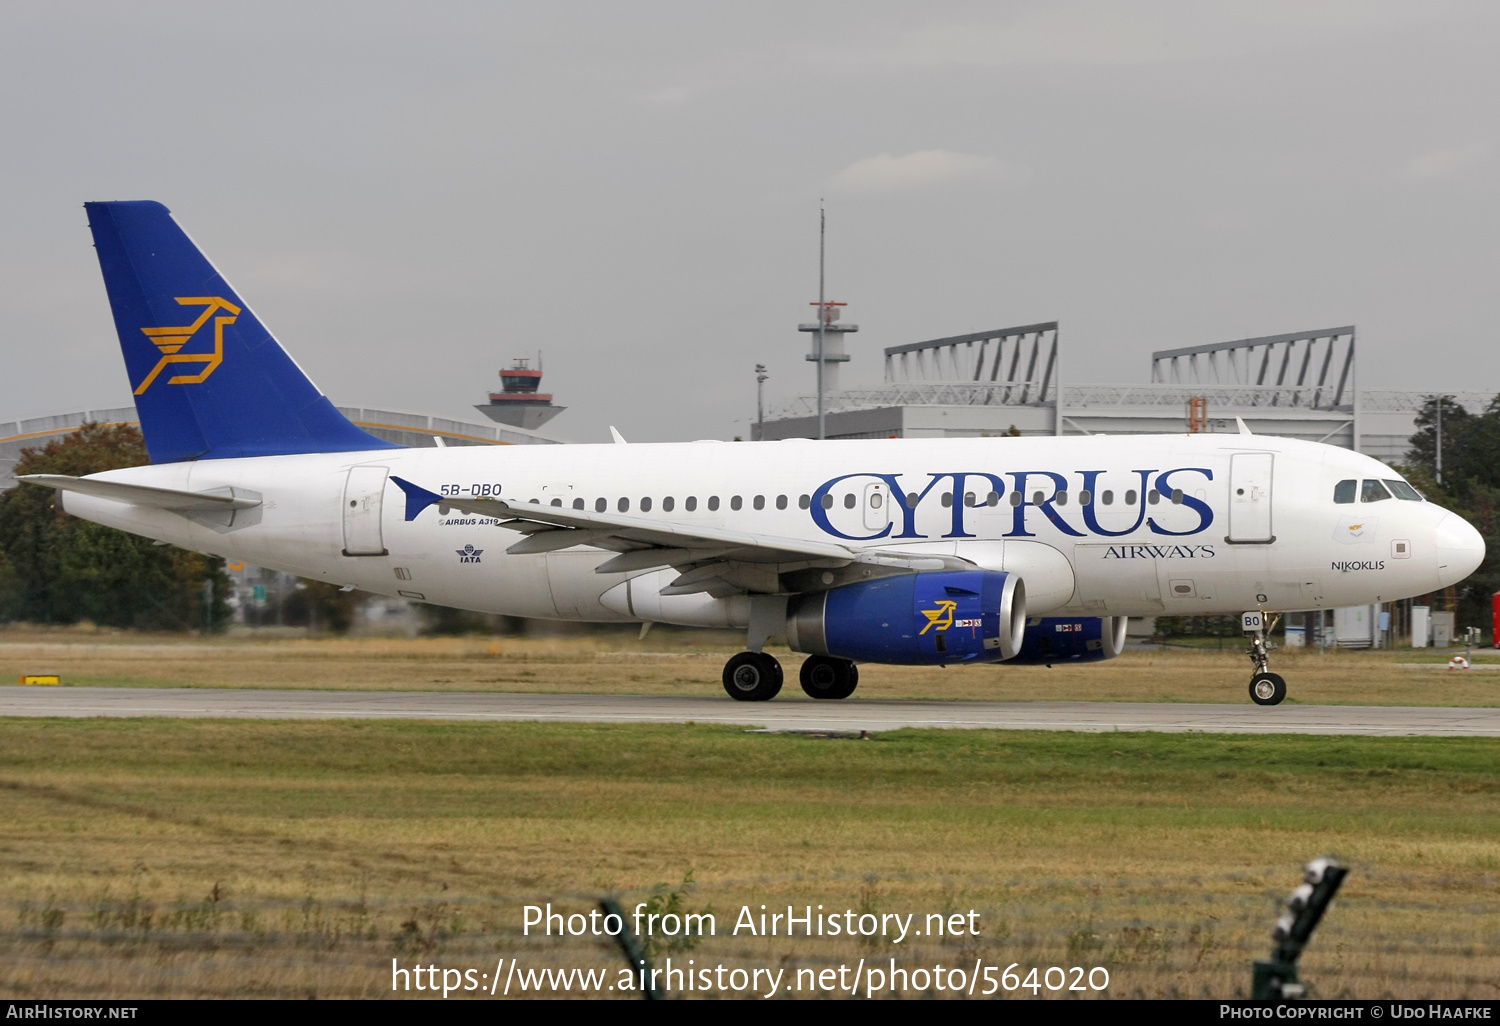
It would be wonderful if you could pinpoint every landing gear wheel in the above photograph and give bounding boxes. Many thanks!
[722,651,783,702]
[1249,672,1286,706]
[799,655,859,700]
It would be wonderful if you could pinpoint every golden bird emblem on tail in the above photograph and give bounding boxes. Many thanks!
[135,296,241,395]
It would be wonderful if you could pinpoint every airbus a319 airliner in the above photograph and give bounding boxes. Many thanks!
[23,202,1485,705]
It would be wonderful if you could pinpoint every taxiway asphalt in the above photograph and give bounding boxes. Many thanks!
[2,686,1497,736]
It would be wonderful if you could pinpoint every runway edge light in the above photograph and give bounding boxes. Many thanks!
[1252,856,1349,1000]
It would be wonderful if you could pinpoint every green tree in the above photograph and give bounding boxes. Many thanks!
[1400,395,1500,634]
[0,423,229,630]
[279,580,361,633]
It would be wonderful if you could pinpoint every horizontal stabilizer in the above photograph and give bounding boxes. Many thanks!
[19,474,261,512]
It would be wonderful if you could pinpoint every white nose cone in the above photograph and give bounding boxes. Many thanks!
[1435,513,1485,588]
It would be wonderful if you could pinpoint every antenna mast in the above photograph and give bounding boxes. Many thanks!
[817,204,826,440]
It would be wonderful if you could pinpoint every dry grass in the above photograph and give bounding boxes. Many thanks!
[0,719,1496,999]
[1,623,1497,705]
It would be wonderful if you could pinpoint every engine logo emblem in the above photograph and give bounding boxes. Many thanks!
[919,599,957,634]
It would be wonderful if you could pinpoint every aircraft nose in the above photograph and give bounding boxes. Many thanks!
[1434,513,1486,588]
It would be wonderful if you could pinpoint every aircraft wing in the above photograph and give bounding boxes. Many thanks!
[390,476,961,592]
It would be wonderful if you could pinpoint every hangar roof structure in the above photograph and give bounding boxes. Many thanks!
[754,321,1490,462]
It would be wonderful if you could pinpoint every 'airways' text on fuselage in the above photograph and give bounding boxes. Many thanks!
[808,469,1216,542]
[1104,544,1215,559]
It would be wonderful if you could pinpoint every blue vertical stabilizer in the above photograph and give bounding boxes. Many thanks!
[84,200,400,463]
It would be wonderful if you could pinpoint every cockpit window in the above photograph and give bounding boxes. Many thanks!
[1384,479,1424,501]
[1361,479,1392,503]
[1333,480,1356,504]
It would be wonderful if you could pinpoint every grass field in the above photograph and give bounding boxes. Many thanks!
[2,624,1499,706]
[1,718,1496,999]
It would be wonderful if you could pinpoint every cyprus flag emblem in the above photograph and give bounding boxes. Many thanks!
[1333,515,1377,544]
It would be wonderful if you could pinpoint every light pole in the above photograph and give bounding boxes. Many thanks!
[1435,394,1444,485]
[755,363,767,437]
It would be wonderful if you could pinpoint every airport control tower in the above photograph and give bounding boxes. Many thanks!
[475,357,567,430]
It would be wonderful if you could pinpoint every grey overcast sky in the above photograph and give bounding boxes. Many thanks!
[1,1,1496,442]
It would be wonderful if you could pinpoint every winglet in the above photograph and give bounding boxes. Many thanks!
[390,476,443,521]
[1236,416,1253,435]
[609,426,627,445]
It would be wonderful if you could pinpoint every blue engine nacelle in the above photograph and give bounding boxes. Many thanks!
[785,570,1026,665]
[1006,616,1129,665]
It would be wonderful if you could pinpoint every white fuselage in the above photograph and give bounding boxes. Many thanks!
[59,434,1479,630]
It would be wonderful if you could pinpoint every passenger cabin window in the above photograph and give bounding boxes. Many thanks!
[1079,490,1093,506]
[1056,490,1068,506]
[820,494,833,509]
[753,495,765,510]
[686,496,697,511]
[640,497,652,512]
[799,494,811,510]
[1009,492,1023,507]
[1102,490,1114,505]
[730,495,743,511]
[1147,489,1160,505]
[941,493,953,508]
[1125,489,1137,505]
[1171,488,1184,504]
[662,496,674,512]
[1361,479,1392,503]
[707,496,720,511]
[964,491,976,507]
[986,491,1000,506]
[1333,479,1356,504]
[1385,479,1423,501]
[573,498,584,510]
[843,493,856,509]
[550,498,562,507]
[595,498,607,512]
[776,495,787,510]
[906,492,920,509]
[618,497,630,512]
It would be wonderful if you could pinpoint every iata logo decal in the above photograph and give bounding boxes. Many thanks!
[135,296,240,395]
[919,599,957,634]
[456,544,483,564]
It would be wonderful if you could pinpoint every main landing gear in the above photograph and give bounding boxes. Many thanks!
[1247,612,1287,707]
[722,651,783,702]
[799,655,859,700]
[720,652,861,701]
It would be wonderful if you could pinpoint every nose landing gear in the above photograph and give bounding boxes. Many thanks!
[1247,612,1287,706]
